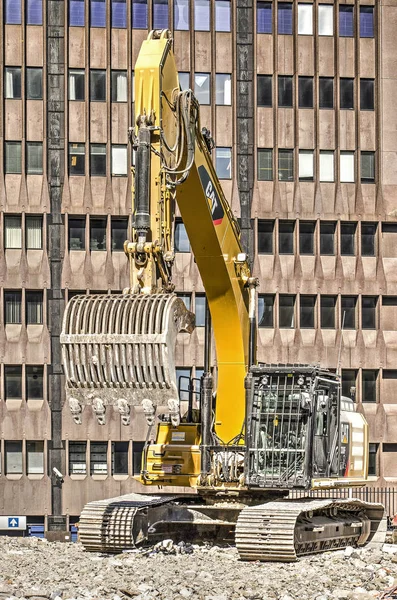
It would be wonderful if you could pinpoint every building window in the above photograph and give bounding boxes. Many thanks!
[132,441,145,475]
[26,67,43,100]
[5,0,21,23]
[90,0,106,27]
[258,220,273,254]
[175,219,190,252]
[341,222,356,256]
[257,1,272,34]
[111,218,128,251]
[383,443,397,452]
[300,295,316,328]
[341,296,356,329]
[320,222,335,255]
[4,67,22,99]
[215,0,231,32]
[69,70,85,101]
[360,79,374,111]
[340,78,354,110]
[90,217,107,251]
[299,221,315,255]
[112,0,126,27]
[278,3,293,35]
[368,443,378,475]
[69,217,86,250]
[70,0,85,26]
[361,152,375,184]
[26,291,43,324]
[153,0,168,29]
[27,441,44,475]
[5,142,22,174]
[279,221,294,254]
[342,370,357,399]
[298,3,312,35]
[339,5,354,37]
[177,293,191,311]
[111,145,128,176]
[69,143,85,176]
[215,74,231,106]
[4,215,22,249]
[340,152,355,183]
[26,215,43,249]
[5,366,22,400]
[179,72,190,91]
[278,76,293,108]
[279,295,295,328]
[360,6,374,38]
[257,149,273,181]
[321,296,336,328]
[111,71,127,102]
[90,442,108,475]
[26,366,44,400]
[362,296,377,330]
[112,442,129,475]
[361,223,376,257]
[90,144,106,177]
[215,147,231,179]
[298,77,313,108]
[318,4,333,36]
[278,150,294,181]
[319,77,333,109]
[174,0,189,29]
[194,0,210,30]
[195,294,206,327]
[258,294,274,328]
[69,442,87,475]
[4,291,22,324]
[26,142,43,175]
[319,151,334,182]
[90,70,106,102]
[257,75,272,107]
[194,73,210,104]
[298,150,314,182]
[132,0,148,28]
[5,441,23,475]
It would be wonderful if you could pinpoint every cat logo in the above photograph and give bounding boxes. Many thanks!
[198,165,224,225]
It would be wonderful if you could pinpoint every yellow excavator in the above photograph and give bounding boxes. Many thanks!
[60,30,386,561]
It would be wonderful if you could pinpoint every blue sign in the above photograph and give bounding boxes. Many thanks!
[8,517,19,528]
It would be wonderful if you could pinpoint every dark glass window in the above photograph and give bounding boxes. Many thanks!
[5,0,21,24]
[153,0,168,29]
[175,219,190,252]
[258,295,274,328]
[90,217,107,251]
[4,291,22,324]
[361,152,375,183]
[69,217,86,250]
[5,366,22,400]
[90,144,106,176]
[278,150,294,181]
[279,295,295,328]
[258,220,273,254]
[69,70,85,101]
[278,3,292,35]
[341,369,357,399]
[112,441,129,474]
[90,70,106,102]
[360,6,374,38]
[383,443,397,452]
[194,0,210,30]
[257,149,273,181]
[132,0,148,28]
[300,295,316,328]
[174,0,189,30]
[4,67,22,99]
[70,0,85,25]
[111,218,128,251]
[339,5,354,37]
[90,0,106,27]
[368,443,378,475]
[132,441,145,475]
[69,441,87,474]
[69,143,85,176]
[195,295,206,327]
[340,78,354,109]
[279,221,294,254]
[5,142,22,174]
[215,0,231,32]
[341,296,356,329]
[320,222,335,255]
[257,75,272,107]
[26,68,43,100]
[341,222,356,256]
[257,1,272,34]
[278,76,293,108]
[90,442,108,474]
[361,223,376,256]
[298,77,313,108]
[299,222,315,255]
[112,0,127,27]
[27,0,42,24]
[26,290,43,325]
[360,79,374,110]
[319,77,333,109]
[321,296,336,328]
[26,142,43,175]
[26,366,44,400]
[362,296,377,330]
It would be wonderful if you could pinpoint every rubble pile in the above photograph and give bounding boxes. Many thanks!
[0,537,396,600]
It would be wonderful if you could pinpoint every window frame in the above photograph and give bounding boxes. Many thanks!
[278,149,294,182]
[257,148,273,182]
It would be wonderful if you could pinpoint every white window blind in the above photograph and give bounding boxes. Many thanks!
[299,151,314,179]
[318,5,333,36]
[194,0,210,30]
[320,151,334,182]
[216,74,231,105]
[111,145,128,175]
[6,442,23,474]
[27,442,44,474]
[298,4,313,35]
[5,215,22,249]
[26,216,43,249]
[340,152,355,183]
[115,72,127,101]
[215,0,230,31]
[5,291,22,324]
[5,70,14,98]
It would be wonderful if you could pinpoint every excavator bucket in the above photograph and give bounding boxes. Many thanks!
[60,293,195,426]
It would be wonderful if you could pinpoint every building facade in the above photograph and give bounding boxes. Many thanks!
[0,0,396,533]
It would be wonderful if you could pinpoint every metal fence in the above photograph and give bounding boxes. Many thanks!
[289,487,397,521]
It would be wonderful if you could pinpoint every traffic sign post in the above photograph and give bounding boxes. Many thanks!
[0,516,27,531]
